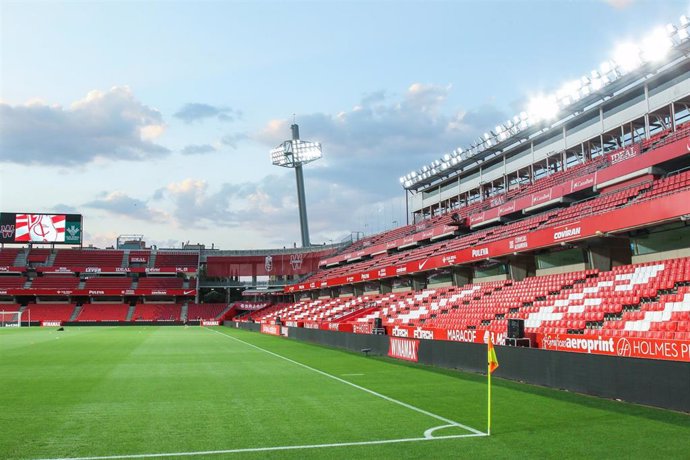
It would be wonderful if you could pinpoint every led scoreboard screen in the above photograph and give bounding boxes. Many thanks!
[0,213,82,244]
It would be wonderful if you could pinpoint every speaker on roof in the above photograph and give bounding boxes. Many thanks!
[507,318,524,339]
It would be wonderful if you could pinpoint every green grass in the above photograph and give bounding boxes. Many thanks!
[0,326,688,459]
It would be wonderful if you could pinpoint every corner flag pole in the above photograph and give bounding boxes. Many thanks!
[487,336,499,436]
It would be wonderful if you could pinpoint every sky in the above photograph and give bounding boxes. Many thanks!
[1,0,688,250]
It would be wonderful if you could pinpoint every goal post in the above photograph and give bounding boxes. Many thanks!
[0,310,22,328]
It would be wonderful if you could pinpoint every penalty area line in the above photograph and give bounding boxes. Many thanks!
[39,433,487,460]
[205,327,485,436]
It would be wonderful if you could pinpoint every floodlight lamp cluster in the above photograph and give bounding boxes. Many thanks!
[400,15,690,190]
[270,139,323,168]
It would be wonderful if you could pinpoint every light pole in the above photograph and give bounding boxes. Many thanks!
[270,124,322,247]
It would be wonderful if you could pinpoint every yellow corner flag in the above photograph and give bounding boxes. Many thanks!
[487,336,499,436]
[488,338,499,374]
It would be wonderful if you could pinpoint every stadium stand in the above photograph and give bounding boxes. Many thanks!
[259,296,382,325]
[137,277,183,289]
[154,252,199,267]
[236,303,290,323]
[0,276,27,288]
[132,303,181,321]
[254,258,690,343]
[83,276,132,290]
[30,276,79,289]
[53,249,124,267]
[186,303,227,321]
[26,249,50,265]
[0,248,21,266]
[23,303,76,322]
[77,303,129,322]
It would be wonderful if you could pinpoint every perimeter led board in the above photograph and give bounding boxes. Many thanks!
[0,213,82,244]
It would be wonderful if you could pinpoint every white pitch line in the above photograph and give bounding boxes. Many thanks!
[206,327,485,436]
[39,433,486,460]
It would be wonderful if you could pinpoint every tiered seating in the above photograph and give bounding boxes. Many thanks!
[637,170,690,201]
[137,277,183,289]
[355,290,435,327]
[53,249,124,267]
[26,249,50,265]
[641,122,690,151]
[186,303,226,320]
[77,303,129,322]
[237,303,288,322]
[546,184,645,226]
[357,272,586,331]
[132,304,181,321]
[256,254,690,344]
[129,251,150,264]
[83,277,132,290]
[520,259,690,340]
[259,295,378,324]
[343,258,690,342]
[23,303,76,322]
[480,156,607,212]
[236,301,270,310]
[0,248,21,266]
[30,276,79,289]
[154,252,198,267]
[0,303,20,312]
[0,277,26,288]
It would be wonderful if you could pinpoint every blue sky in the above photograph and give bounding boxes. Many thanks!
[1,0,688,249]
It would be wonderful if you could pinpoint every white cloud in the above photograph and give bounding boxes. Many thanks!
[0,86,169,166]
[173,103,241,123]
[84,191,169,222]
[139,83,506,246]
[255,83,505,196]
[180,144,216,155]
[603,0,634,9]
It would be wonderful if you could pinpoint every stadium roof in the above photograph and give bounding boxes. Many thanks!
[401,16,690,192]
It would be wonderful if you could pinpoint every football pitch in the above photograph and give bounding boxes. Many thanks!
[1,327,688,459]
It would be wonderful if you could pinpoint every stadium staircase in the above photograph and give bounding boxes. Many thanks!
[126,305,136,321]
[217,304,234,320]
[120,251,128,267]
[148,251,157,268]
[180,303,188,322]
[13,249,27,267]
[69,305,82,321]
[45,251,57,267]
[336,305,380,323]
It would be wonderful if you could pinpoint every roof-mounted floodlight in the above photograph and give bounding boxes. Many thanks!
[641,27,673,62]
[527,95,559,122]
[401,14,690,191]
[613,42,642,74]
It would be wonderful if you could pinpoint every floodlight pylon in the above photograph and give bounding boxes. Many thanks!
[270,123,322,247]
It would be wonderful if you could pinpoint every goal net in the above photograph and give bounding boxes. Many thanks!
[0,310,22,328]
